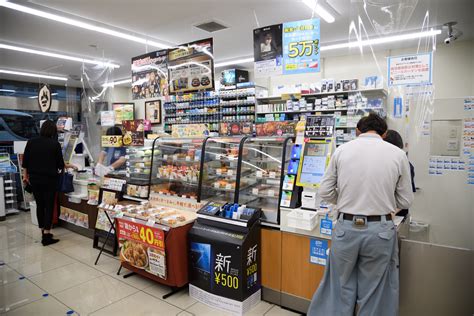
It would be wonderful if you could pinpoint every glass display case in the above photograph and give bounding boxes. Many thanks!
[150,137,205,201]
[238,137,294,224]
[200,137,244,204]
[124,140,159,200]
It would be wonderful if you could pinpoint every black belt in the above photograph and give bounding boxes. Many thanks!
[342,213,391,222]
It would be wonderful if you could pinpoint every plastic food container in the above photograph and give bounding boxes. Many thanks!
[287,209,318,231]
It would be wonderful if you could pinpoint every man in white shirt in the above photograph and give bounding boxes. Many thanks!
[308,113,414,316]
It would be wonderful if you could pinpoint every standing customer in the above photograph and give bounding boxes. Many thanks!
[22,120,74,246]
[308,114,414,316]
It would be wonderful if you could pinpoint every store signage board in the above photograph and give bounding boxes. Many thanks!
[388,52,432,87]
[116,217,166,279]
[255,121,296,137]
[282,18,320,74]
[122,120,145,146]
[253,24,283,78]
[168,38,214,94]
[219,122,253,136]
[132,50,169,100]
[100,111,115,127]
[310,238,328,266]
[171,124,209,138]
[38,84,52,113]
[145,100,162,124]
[101,135,123,147]
[112,103,134,125]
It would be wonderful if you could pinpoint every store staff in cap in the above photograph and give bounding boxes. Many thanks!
[308,113,414,316]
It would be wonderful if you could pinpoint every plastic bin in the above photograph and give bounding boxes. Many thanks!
[287,209,318,231]
[30,201,38,226]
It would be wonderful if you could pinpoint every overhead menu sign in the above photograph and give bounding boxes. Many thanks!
[131,50,169,100]
[168,38,214,94]
[282,18,320,74]
[388,52,432,86]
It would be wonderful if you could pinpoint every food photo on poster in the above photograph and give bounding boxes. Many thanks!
[145,100,162,124]
[132,50,169,99]
[168,38,214,94]
[122,119,145,146]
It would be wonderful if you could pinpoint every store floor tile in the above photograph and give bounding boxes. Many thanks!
[265,305,302,315]
[110,267,159,290]
[89,291,181,316]
[29,261,103,294]
[7,249,76,277]
[55,274,139,315]
[143,284,197,309]
[0,244,60,265]
[0,231,38,251]
[0,265,21,286]
[5,295,77,316]
[0,278,45,313]
[186,300,275,316]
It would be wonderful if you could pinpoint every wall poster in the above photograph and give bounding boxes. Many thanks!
[131,50,169,100]
[168,38,214,94]
[122,119,145,146]
[282,18,320,74]
[388,52,432,86]
[112,103,134,125]
[145,100,162,124]
[253,24,283,78]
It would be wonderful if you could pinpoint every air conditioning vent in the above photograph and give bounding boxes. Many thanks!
[194,21,228,33]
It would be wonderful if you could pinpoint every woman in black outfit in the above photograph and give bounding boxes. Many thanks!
[22,120,76,246]
[384,129,416,218]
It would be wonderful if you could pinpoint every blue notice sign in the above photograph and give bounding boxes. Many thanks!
[320,218,333,236]
[310,239,328,266]
[282,18,320,75]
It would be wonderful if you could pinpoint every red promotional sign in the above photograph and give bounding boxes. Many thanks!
[116,217,167,279]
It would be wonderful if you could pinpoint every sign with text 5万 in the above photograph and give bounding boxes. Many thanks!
[283,18,320,75]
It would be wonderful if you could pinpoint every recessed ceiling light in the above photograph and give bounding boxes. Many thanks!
[302,0,335,23]
[0,0,171,49]
[0,43,120,68]
[0,69,68,81]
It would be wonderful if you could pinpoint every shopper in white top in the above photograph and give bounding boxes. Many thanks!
[308,113,414,316]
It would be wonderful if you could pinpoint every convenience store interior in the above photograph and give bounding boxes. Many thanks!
[1,0,473,315]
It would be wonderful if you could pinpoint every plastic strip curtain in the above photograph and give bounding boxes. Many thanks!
[345,0,436,150]
[80,63,114,160]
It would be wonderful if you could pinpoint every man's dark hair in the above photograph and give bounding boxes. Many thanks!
[356,113,387,136]
[384,129,404,149]
[40,120,58,139]
[106,126,123,136]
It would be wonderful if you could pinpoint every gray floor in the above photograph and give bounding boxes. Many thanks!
[0,211,300,315]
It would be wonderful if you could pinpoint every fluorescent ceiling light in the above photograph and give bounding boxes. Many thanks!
[0,0,171,49]
[0,89,15,93]
[103,78,132,87]
[0,69,68,81]
[215,57,254,68]
[29,96,38,99]
[321,29,442,51]
[302,0,335,23]
[51,93,58,95]
[0,43,120,68]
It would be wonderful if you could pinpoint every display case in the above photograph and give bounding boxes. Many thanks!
[200,137,244,204]
[124,140,159,200]
[238,137,294,225]
[150,137,206,202]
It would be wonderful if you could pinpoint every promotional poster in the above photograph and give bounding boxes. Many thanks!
[253,24,283,78]
[131,50,169,99]
[282,18,320,74]
[168,38,214,94]
[122,119,145,146]
[112,103,134,125]
[145,100,162,124]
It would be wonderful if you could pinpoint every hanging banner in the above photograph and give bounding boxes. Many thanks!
[388,52,432,86]
[282,18,320,74]
[168,38,214,94]
[131,50,169,100]
[122,120,145,146]
[253,24,283,78]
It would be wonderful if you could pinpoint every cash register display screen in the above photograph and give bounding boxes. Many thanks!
[299,143,328,186]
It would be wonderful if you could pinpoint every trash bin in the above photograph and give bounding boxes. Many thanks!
[30,201,38,226]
